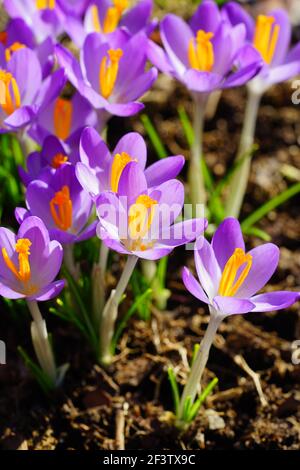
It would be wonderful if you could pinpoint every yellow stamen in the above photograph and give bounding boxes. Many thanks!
[0,70,21,115]
[110,152,136,192]
[218,248,252,297]
[36,0,56,10]
[253,15,280,64]
[2,238,32,283]
[5,42,26,62]
[49,186,73,231]
[128,194,157,241]
[51,153,69,169]
[53,98,72,140]
[0,32,8,46]
[103,0,128,33]
[91,5,101,32]
[188,30,214,72]
[99,48,123,99]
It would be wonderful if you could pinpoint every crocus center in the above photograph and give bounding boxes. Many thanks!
[5,42,26,62]
[110,152,136,192]
[54,98,73,140]
[92,0,128,34]
[0,70,21,115]
[128,195,157,248]
[36,0,56,10]
[218,248,252,297]
[253,15,280,64]
[51,153,69,169]
[0,32,8,46]
[2,238,32,283]
[99,48,123,99]
[188,30,214,72]
[49,185,73,231]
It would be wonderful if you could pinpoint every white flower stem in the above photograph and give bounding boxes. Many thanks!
[188,95,207,214]
[99,255,138,365]
[63,244,80,282]
[27,300,57,385]
[92,242,109,326]
[177,308,222,422]
[225,89,262,218]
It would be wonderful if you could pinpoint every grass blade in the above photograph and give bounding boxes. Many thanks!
[167,367,180,415]
[141,114,168,159]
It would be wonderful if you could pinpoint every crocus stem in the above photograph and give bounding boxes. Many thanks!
[63,244,80,282]
[27,300,57,385]
[99,255,138,365]
[188,94,207,214]
[225,89,262,218]
[92,242,109,326]
[177,308,222,422]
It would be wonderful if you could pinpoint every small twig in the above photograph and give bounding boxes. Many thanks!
[234,354,268,407]
[115,403,128,450]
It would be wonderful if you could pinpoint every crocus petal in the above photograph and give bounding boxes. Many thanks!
[182,266,209,304]
[147,40,173,74]
[183,70,223,93]
[250,291,300,312]
[80,126,111,169]
[105,101,144,117]
[76,162,101,197]
[286,42,300,64]
[8,47,42,104]
[159,218,207,247]
[117,161,148,205]
[212,217,245,271]
[236,244,280,299]
[190,0,221,35]
[194,236,221,300]
[213,296,255,315]
[133,246,173,260]
[4,106,37,129]
[121,67,157,102]
[145,155,185,187]
[121,0,152,35]
[32,279,65,302]
[271,9,291,67]
[222,61,262,89]
[161,14,193,75]
[55,44,85,91]
[113,132,147,170]
[0,283,25,299]
[76,220,97,242]
[263,62,300,87]
[221,1,254,40]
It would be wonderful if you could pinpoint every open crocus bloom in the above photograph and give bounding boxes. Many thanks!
[18,135,78,187]
[0,18,55,79]
[147,0,262,95]
[222,2,300,92]
[67,0,155,48]
[4,0,69,44]
[29,91,97,147]
[0,216,64,300]
[55,30,157,119]
[96,161,207,260]
[17,164,96,245]
[0,47,66,132]
[183,218,299,316]
[76,127,185,198]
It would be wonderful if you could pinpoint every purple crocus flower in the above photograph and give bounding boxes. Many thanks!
[0,47,66,133]
[147,0,262,95]
[4,0,68,44]
[222,2,300,92]
[0,216,64,300]
[76,127,185,198]
[0,18,55,79]
[17,164,96,245]
[67,0,155,48]
[18,135,78,187]
[182,218,299,316]
[55,30,157,120]
[29,91,98,147]
[96,161,207,260]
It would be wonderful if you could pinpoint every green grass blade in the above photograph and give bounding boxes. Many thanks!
[141,114,168,159]
[241,183,300,231]
[242,226,271,242]
[188,377,218,422]
[167,367,180,415]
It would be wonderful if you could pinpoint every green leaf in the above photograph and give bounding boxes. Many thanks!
[241,182,300,231]
[242,226,271,242]
[187,377,218,422]
[167,367,180,415]
[18,346,55,394]
[141,114,168,159]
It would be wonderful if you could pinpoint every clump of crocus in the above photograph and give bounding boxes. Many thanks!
[96,161,207,365]
[67,0,155,48]
[223,2,300,217]
[55,30,157,126]
[18,134,78,186]
[16,164,96,280]
[0,47,66,133]
[177,217,299,427]
[0,216,66,387]
[147,0,262,211]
